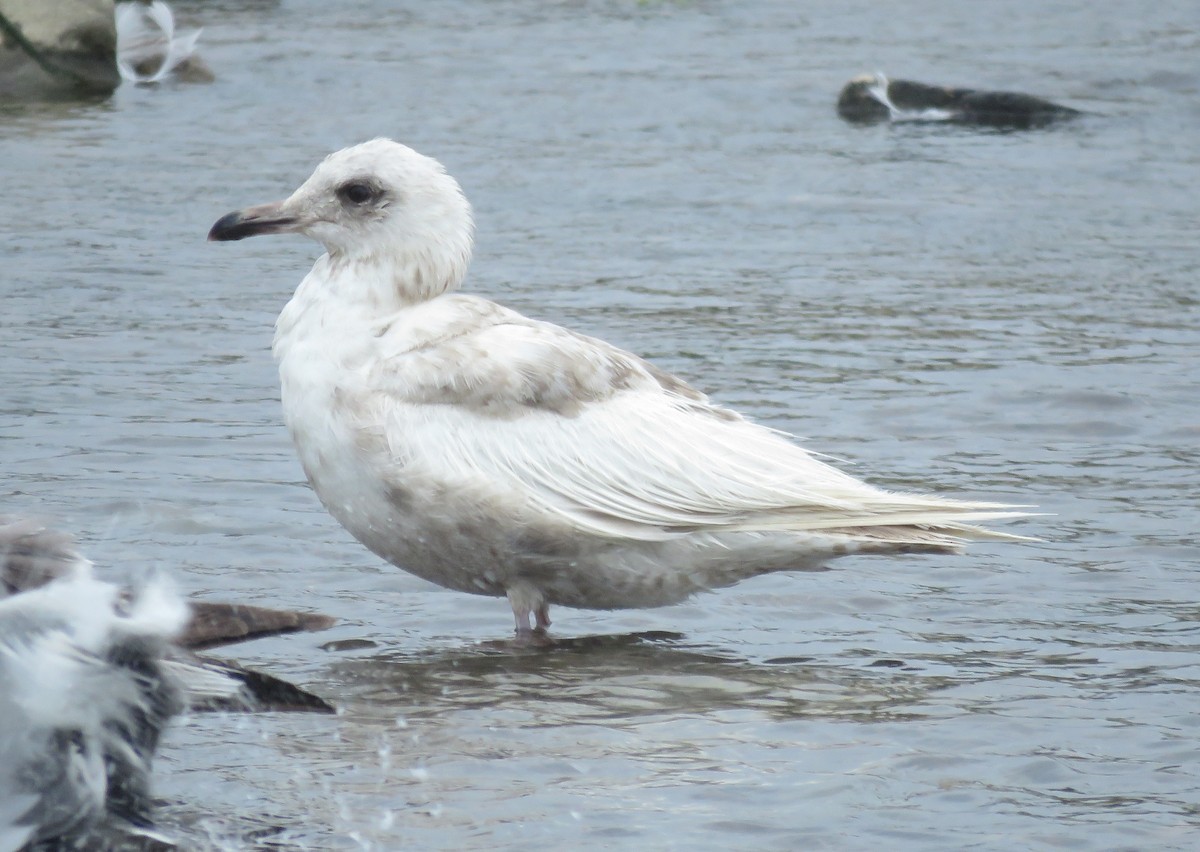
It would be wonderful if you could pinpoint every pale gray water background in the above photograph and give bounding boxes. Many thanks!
[2,0,1198,848]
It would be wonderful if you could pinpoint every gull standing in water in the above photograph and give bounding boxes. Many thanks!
[209,139,1030,636]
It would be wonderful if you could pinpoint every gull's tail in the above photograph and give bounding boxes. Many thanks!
[733,493,1039,553]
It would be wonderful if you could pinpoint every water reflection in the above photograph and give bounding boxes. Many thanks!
[323,631,962,728]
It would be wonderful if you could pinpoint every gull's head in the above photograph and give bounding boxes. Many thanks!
[209,139,474,294]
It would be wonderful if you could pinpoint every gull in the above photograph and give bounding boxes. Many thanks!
[0,517,334,849]
[0,517,189,849]
[209,139,1031,636]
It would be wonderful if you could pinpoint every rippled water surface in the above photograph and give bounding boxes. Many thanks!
[2,0,1198,849]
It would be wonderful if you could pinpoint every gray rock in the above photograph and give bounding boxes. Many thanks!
[0,0,119,100]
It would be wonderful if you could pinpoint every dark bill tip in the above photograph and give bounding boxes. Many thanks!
[207,208,298,242]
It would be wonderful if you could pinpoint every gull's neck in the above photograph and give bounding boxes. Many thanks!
[273,244,470,360]
[317,245,468,312]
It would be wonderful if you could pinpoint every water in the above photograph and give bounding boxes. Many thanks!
[2,0,1198,848]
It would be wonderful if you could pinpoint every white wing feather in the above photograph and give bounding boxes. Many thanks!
[368,318,1028,543]
[115,1,202,83]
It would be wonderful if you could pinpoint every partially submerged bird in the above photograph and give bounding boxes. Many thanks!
[838,72,1081,128]
[209,139,1031,636]
[0,517,333,849]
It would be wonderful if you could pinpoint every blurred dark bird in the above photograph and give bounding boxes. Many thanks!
[838,72,1082,129]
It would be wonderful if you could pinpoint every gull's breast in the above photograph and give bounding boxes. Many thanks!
[274,305,515,596]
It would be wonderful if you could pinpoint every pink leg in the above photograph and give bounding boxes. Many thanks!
[507,584,540,636]
[535,603,551,632]
[510,603,533,635]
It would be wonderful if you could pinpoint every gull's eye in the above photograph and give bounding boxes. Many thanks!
[338,182,377,205]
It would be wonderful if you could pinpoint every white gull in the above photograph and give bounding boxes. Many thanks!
[208,138,1032,636]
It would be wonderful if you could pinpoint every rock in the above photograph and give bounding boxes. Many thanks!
[0,0,119,100]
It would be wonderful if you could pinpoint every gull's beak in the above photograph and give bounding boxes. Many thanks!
[207,200,300,242]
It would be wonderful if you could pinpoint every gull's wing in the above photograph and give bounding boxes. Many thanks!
[365,316,1027,544]
[116,0,203,83]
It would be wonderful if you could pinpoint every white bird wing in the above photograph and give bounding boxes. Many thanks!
[115,1,202,83]
[365,317,1026,543]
